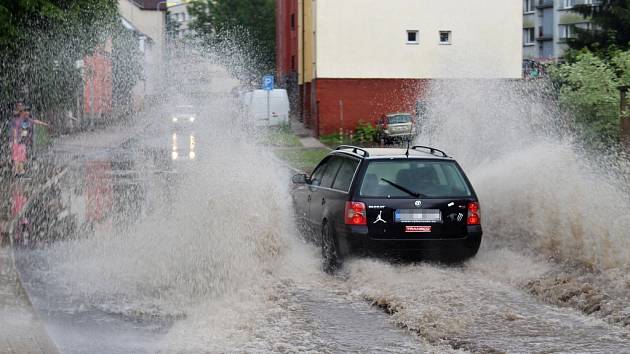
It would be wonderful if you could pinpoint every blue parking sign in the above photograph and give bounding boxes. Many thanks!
[262,75,274,91]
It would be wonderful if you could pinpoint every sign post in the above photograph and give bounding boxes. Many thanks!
[262,75,274,126]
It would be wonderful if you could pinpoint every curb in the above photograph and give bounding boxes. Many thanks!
[4,167,68,354]
[2,117,153,354]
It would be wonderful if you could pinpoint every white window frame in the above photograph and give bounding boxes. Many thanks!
[524,0,535,13]
[563,0,576,9]
[439,31,452,45]
[558,24,575,40]
[523,28,535,45]
[406,30,419,44]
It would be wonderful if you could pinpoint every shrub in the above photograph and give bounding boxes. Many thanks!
[353,121,377,143]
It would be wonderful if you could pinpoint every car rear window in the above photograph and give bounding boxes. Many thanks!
[387,115,412,124]
[359,160,472,198]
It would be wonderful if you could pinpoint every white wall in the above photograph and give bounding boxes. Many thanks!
[315,0,522,79]
[118,0,166,96]
[119,1,165,46]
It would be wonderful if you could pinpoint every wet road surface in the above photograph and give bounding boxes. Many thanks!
[6,88,630,353]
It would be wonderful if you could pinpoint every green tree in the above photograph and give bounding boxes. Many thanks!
[568,0,630,55]
[0,0,142,130]
[111,26,144,114]
[552,51,621,144]
[188,0,275,79]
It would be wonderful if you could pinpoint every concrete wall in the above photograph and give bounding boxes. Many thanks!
[119,0,165,97]
[314,0,522,79]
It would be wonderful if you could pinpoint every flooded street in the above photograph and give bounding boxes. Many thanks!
[3,77,628,353]
[3,1,630,353]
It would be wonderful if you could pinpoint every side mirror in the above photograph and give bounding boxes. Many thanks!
[292,173,309,184]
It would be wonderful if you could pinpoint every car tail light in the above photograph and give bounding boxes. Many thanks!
[467,202,480,225]
[345,201,367,225]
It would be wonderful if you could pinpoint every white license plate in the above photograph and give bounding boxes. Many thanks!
[394,209,442,223]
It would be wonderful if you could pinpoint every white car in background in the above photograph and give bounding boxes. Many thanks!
[241,89,290,127]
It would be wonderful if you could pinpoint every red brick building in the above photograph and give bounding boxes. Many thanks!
[83,49,113,117]
[275,0,522,137]
[275,0,299,117]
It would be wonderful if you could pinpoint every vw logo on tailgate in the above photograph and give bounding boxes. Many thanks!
[414,200,422,208]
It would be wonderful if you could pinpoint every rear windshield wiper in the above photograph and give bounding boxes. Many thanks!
[380,178,426,198]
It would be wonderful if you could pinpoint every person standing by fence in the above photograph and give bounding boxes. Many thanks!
[9,102,33,176]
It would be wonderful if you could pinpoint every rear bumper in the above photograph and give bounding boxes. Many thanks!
[383,132,416,139]
[341,225,482,255]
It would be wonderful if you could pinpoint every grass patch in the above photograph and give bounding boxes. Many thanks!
[274,148,330,173]
[319,132,379,149]
[34,124,52,152]
[258,126,301,147]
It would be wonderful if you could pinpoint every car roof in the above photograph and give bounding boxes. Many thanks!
[331,147,452,160]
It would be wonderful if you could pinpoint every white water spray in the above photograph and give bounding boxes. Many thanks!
[418,80,630,271]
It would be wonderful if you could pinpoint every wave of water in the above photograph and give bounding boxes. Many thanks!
[417,80,630,271]
[37,93,297,321]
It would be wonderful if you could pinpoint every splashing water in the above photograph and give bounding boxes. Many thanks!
[417,80,630,271]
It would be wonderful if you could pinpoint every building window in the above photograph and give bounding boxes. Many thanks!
[524,0,535,13]
[439,31,452,45]
[523,28,535,45]
[291,14,295,31]
[563,0,576,9]
[406,30,419,44]
[558,24,575,40]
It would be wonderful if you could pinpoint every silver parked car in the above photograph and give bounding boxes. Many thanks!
[376,113,417,144]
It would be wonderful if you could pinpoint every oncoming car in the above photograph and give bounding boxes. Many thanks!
[169,105,197,124]
[291,145,482,273]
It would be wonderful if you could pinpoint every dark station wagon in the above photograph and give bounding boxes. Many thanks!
[291,145,482,273]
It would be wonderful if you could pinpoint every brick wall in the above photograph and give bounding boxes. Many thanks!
[275,0,298,79]
[311,78,428,136]
[83,50,113,116]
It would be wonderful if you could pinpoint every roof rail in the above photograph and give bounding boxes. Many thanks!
[335,145,370,157]
[411,145,449,157]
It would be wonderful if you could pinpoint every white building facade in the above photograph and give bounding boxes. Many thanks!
[315,0,523,79]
